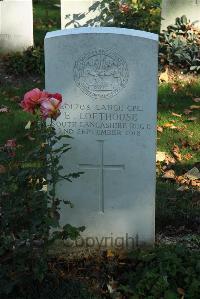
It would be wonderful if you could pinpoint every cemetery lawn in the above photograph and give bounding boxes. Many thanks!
[0,3,200,297]
[156,80,200,235]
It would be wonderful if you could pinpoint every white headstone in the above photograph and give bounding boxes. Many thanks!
[61,0,100,29]
[161,0,200,30]
[0,0,33,53]
[45,27,158,249]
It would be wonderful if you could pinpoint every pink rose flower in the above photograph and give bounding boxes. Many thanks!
[47,93,62,103]
[5,139,16,157]
[40,97,62,120]
[21,89,63,120]
[21,88,49,114]
[5,139,16,148]
[119,3,130,13]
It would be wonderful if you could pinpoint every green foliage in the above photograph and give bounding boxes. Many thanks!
[117,245,200,298]
[65,0,161,34]
[160,16,200,73]
[0,118,83,296]
[99,0,161,33]
[0,275,101,299]
[33,0,58,4]
[2,47,44,76]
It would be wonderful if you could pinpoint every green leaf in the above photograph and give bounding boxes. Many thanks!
[164,290,178,299]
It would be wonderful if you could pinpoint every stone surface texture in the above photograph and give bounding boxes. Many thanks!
[0,0,33,53]
[61,0,100,29]
[45,27,158,248]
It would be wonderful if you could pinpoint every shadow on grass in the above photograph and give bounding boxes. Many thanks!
[156,178,200,233]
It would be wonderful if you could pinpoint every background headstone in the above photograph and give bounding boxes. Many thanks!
[61,0,100,29]
[0,0,33,53]
[45,27,158,248]
[161,0,200,30]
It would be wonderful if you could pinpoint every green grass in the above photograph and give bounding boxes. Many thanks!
[0,83,42,147]
[157,82,200,175]
[156,181,200,231]
[158,82,200,153]
[156,81,200,231]
[33,1,60,46]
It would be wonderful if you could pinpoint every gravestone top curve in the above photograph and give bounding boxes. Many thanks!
[45,27,158,41]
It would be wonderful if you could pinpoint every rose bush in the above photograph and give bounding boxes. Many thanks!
[0,89,84,297]
[67,0,161,34]
[119,3,130,13]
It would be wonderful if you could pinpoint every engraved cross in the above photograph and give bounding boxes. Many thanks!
[79,140,125,213]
